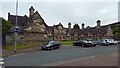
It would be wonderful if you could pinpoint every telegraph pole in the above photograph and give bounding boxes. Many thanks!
[14,0,19,52]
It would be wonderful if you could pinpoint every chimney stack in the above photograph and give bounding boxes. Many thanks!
[8,12,10,20]
[68,22,71,29]
[82,23,85,29]
[96,20,101,28]
[29,6,35,17]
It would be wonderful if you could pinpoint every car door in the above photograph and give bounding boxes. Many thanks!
[55,41,60,48]
[52,42,56,48]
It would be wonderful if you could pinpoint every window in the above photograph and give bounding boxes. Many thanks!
[47,41,54,45]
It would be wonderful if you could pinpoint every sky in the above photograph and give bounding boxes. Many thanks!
[0,0,120,28]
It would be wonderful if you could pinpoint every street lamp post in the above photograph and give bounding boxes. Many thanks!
[14,0,18,52]
[53,27,55,40]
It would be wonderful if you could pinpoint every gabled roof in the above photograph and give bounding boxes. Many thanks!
[32,11,43,20]
[32,11,48,26]
[53,23,64,29]
[8,13,29,26]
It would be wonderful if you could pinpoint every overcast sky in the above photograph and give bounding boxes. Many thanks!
[0,0,119,28]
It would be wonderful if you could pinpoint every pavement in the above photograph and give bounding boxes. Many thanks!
[2,45,71,57]
[2,46,41,57]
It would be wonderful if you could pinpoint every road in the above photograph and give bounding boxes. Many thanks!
[4,45,118,66]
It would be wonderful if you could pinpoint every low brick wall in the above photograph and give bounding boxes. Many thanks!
[6,33,49,45]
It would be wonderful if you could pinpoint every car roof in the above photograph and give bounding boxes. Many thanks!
[49,40,59,42]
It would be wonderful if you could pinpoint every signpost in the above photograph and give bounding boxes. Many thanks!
[14,26,19,52]
[14,0,18,52]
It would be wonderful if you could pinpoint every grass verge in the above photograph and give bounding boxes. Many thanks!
[5,41,75,51]
[60,41,75,45]
[6,42,45,51]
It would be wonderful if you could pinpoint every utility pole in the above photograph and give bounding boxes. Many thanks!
[14,0,19,52]
[53,27,55,40]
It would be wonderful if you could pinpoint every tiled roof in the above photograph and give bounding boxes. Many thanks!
[32,11,48,26]
[46,26,54,33]
[53,23,63,29]
[110,21,120,25]
[8,13,29,26]
[80,26,108,36]
[66,28,81,35]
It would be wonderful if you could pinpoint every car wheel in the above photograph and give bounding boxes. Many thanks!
[81,45,84,47]
[106,44,109,46]
[58,45,61,48]
[93,45,96,47]
[51,47,54,50]
[41,47,43,50]
[102,44,105,46]
[73,44,75,46]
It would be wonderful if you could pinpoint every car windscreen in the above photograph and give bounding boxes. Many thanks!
[97,40,104,43]
[78,40,87,43]
[54,41,60,44]
[46,41,54,45]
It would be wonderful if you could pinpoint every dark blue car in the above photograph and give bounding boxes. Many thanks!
[73,40,96,47]
[41,40,61,50]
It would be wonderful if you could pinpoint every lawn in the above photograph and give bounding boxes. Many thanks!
[5,41,75,51]
[6,42,44,51]
[60,41,75,45]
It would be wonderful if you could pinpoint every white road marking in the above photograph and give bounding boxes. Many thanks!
[91,56,95,58]
[8,53,26,57]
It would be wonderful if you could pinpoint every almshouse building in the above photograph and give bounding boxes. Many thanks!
[7,6,119,43]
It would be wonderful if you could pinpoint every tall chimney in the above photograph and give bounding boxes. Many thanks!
[68,22,71,29]
[8,12,10,20]
[96,20,101,28]
[29,6,35,17]
[82,23,85,29]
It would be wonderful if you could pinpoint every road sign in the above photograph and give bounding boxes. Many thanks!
[14,26,19,33]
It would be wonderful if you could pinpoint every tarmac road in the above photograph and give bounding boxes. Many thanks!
[4,44,118,66]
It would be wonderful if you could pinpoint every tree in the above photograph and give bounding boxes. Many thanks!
[111,25,120,40]
[1,17,12,48]
[73,23,80,29]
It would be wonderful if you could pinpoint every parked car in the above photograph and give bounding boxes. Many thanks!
[73,40,96,47]
[104,39,119,45]
[114,40,120,45]
[117,41,120,44]
[96,39,109,46]
[104,39,115,45]
[90,40,97,47]
[0,58,4,68]
[41,40,61,50]
[113,40,119,45]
